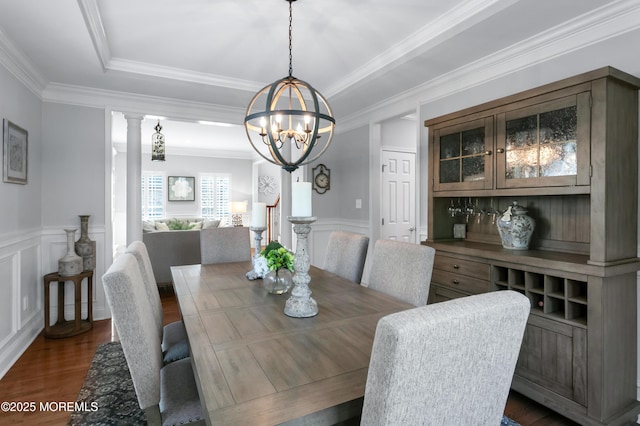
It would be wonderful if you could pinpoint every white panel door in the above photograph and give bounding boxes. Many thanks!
[381,150,416,242]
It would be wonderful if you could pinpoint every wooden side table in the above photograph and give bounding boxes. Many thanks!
[44,270,93,338]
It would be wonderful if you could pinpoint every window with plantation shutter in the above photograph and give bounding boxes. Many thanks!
[141,173,165,219]
[200,174,231,226]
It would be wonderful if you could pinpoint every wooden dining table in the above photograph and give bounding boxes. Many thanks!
[171,261,413,426]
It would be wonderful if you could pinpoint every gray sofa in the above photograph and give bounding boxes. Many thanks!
[142,230,201,286]
[142,217,222,285]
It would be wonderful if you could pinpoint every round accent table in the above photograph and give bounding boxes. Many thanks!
[43,270,93,338]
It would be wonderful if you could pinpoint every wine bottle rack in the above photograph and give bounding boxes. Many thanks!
[492,266,587,327]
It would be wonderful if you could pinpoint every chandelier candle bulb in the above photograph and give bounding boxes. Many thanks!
[292,181,312,217]
[252,203,267,228]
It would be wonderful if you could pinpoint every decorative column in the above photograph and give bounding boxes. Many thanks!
[125,114,144,245]
[284,216,317,318]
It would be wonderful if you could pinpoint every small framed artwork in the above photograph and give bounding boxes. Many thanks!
[453,223,466,239]
[168,176,195,201]
[3,119,28,184]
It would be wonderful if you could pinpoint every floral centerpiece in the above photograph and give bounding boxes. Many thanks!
[262,241,294,271]
[258,241,294,294]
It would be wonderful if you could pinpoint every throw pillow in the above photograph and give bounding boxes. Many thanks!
[162,340,190,365]
[142,220,156,233]
[203,219,221,229]
[189,221,203,230]
[155,222,170,231]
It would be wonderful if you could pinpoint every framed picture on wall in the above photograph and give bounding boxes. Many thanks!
[3,119,28,184]
[168,176,195,201]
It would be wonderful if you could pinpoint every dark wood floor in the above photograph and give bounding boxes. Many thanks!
[0,289,578,425]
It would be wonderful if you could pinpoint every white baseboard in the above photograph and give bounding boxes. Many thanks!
[0,311,42,379]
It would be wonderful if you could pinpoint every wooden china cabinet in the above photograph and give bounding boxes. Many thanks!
[423,67,640,425]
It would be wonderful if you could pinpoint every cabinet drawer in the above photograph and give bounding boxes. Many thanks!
[431,269,489,295]
[429,284,470,304]
[434,255,490,281]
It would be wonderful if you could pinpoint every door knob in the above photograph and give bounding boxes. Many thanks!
[409,227,416,232]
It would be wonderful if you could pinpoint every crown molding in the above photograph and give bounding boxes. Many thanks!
[323,0,519,98]
[107,57,264,93]
[42,82,246,124]
[77,0,111,72]
[0,28,47,97]
[77,0,263,93]
[337,0,640,133]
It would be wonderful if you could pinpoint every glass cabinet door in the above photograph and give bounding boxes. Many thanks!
[433,117,494,191]
[496,92,590,189]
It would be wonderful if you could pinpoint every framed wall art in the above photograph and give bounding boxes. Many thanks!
[168,176,195,201]
[3,119,28,184]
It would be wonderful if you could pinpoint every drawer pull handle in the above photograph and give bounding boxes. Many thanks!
[452,279,459,285]
[453,264,460,269]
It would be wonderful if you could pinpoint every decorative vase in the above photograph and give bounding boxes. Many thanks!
[58,229,83,276]
[496,201,535,250]
[75,215,96,271]
[263,269,293,294]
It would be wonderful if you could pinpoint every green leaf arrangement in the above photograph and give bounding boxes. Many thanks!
[166,218,196,230]
[260,241,294,272]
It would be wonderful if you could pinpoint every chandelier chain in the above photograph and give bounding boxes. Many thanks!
[288,0,293,77]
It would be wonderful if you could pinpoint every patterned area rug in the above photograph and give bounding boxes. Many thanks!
[68,341,145,425]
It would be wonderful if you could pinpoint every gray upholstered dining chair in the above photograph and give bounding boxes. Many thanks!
[125,241,189,364]
[323,231,369,283]
[200,226,251,264]
[367,239,435,306]
[102,253,204,426]
[361,290,530,426]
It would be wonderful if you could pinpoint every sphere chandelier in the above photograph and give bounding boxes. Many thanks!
[244,0,335,173]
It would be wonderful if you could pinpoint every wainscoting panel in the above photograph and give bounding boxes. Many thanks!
[19,244,41,329]
[0,230,43,380]
[0,252,17,349]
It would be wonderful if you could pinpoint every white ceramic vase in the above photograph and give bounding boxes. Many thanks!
[58,229,83,276]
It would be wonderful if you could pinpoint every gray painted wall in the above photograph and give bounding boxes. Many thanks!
[309,125,370,221]
[42,103,105,226]
[0,66,42,235]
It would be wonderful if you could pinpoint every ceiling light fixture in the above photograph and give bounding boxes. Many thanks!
[151,120,166,161]
[244,0,335,172]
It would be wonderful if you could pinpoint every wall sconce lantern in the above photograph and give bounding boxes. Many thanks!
[151,120,165,162]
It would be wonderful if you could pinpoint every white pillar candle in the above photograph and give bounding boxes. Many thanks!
[292,182,312,217]
[252,202,267,227]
